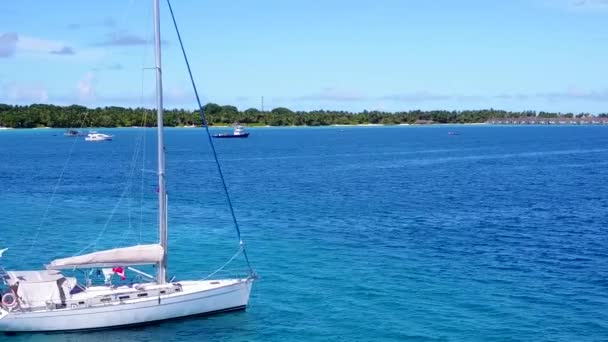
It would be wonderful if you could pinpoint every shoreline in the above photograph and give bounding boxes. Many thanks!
[3,122,608,130]
[0,123,482,130]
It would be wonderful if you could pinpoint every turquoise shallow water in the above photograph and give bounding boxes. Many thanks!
[0,125,607,341]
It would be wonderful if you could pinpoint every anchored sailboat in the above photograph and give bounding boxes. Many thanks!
[0,0,255,332]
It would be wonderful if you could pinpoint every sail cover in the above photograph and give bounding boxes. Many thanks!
[4,270,78,308]
[46,244,164,269]
[5,270,64,286]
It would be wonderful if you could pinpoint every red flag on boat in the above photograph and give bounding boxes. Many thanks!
[112,267,126,280]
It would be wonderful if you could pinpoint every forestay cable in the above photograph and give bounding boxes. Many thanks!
[166,0,253,275]
[27,111,90,254]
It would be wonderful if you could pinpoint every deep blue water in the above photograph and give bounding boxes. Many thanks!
[0,125,607,341]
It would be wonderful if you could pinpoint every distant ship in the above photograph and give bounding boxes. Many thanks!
[64,129,85,137]
[213,124,249,138]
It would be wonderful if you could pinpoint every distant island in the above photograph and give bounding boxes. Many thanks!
[0,103,607,128]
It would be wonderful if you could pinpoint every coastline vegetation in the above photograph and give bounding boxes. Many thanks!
[0,103,605,128]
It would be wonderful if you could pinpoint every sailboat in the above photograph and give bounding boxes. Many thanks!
[0,0,255,332]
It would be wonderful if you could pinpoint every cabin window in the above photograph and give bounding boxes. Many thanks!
[211,281,220,285]
[175,288,181,292]
[119,295,130,300]
[78,301,85,305]
[160,290,166,294]
[100,298,111,302]
[137,293,148,297]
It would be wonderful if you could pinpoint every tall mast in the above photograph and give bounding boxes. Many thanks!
[153,0,168,284]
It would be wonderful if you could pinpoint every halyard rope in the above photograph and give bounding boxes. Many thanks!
[166,0,254,275]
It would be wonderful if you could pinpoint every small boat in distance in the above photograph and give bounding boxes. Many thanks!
[85,131,113,141]
[213,124,249,138]
[447,131,460,136]
[64,129,85,137]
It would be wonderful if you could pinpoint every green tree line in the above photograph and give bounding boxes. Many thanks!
[0,103,604,128]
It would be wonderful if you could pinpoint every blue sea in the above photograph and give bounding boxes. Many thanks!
[0,125,607,341]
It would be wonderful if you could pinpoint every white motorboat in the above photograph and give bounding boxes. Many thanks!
[0,0,255,332]
[85,131,113,141]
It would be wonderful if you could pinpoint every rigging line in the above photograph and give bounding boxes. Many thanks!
[75,133,147,255]
[139,94,149,244]
[120,128,146,245]
[138,4,153,244]
[117,121,149,245]
[202,246,244,281]
[27,111,90,253]
[166,0,253,274]
[100,1,154,248]
[125,134,140,237]
[123,112,150,244]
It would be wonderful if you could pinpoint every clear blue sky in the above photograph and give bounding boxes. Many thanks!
[1,0,607,113]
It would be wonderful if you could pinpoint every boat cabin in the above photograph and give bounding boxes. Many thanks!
[1,270,78,310]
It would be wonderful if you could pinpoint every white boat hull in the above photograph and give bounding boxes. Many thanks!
[0,278,252,332]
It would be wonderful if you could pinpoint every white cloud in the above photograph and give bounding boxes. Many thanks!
[297,87,366,101]
[92,63,123,71]
[539,0,608,12]
[1,30,113,64]
[50,46,75,55]
[571,0,608,7]
[92,31,168,47]
[67,17,116,30]
[165,86,190,102]
[544,0,608,10]
[15,34,75,56]
[0,32,18,58]
[77,72,95,101]
[380,91,452,102]
[537,87,608,101]
[2,82,49,102]
[0,32,83,59]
